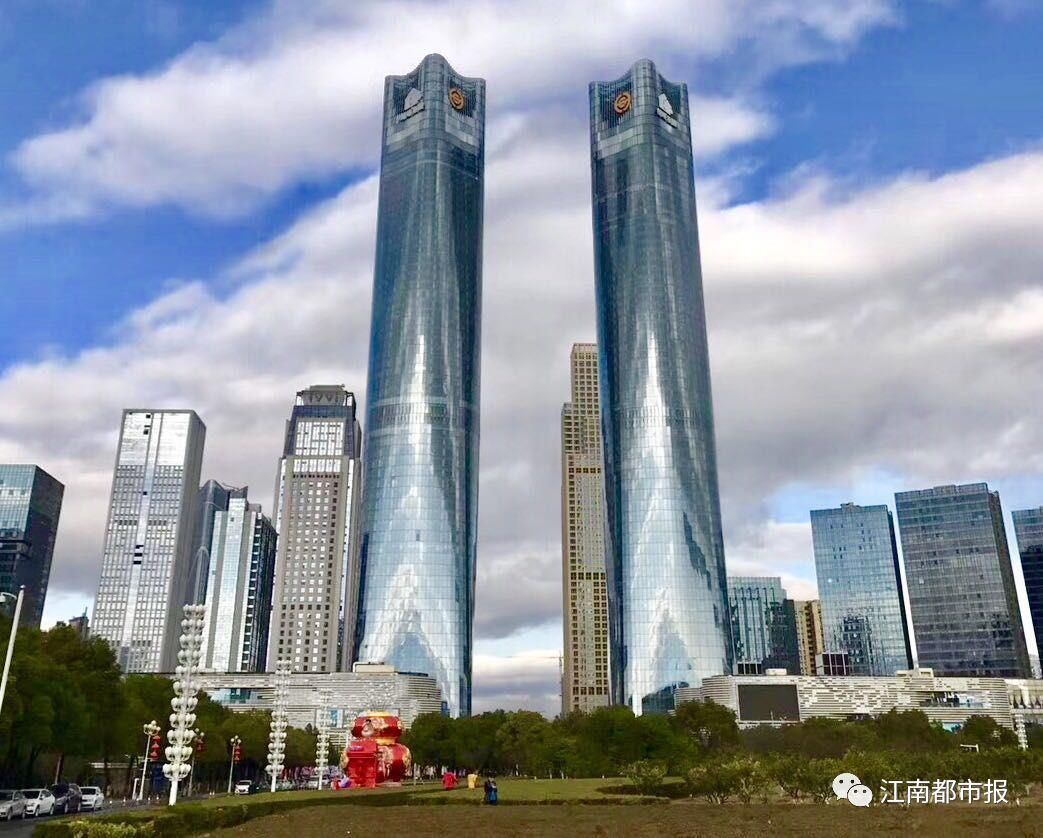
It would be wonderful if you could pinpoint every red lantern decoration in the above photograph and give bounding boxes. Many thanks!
[149,735,161,761]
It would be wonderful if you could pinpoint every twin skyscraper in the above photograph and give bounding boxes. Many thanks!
[93,54,730,718]
[363,54,730,716]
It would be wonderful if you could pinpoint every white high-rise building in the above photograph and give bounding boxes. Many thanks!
[200,489,277,673]
[268,386,362,673]
[93,410,206,672]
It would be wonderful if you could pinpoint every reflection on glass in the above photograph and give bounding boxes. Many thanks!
[590,59,732,714]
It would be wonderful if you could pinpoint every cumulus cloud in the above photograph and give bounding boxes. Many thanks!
[4,0,1042,710]
[2,0,894,219]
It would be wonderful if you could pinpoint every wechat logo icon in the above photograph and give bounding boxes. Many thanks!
[833,772,873,807]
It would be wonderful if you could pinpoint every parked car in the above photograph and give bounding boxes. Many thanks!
[80,786,105,811]
[48,783,82,814]
[21,789,55,818]
[0,790,26,821]
[233,780,258,795]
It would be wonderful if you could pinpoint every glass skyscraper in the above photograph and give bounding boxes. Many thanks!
[728,576,800,674]
[269,385,362,674]
[590,59,731,713]
[93,410,206,672]
[0,464,63,627]
[1011,507,1043,659]
[189,479,235,605]
[896,483,1031,677]
[810,503,912,676]
[200,489,277,673]
[354,54,484,717]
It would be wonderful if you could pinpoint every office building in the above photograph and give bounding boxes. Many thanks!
[189,480,236,605]
[561,343,610,714]
[793,599,824,676]
[896,483,1031,677]
[0,465,63,628]
[354,54,485,717]
[93,410,206,672]
[269,385,362,674]
[728,576,800,675]
[1012,508,1043,659]
[810,503,912,676]
[200,489,277,672]
[590,59,731,712]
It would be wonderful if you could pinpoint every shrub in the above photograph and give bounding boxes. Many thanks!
[69,823,154,838]
[623,760,667,796]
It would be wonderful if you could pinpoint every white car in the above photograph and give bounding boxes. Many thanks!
[21,789,54,817]
[0,790,26,820]
[234,780,255,795]
[80,786,105,811]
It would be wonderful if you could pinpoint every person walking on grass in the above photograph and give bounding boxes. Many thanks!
[483,776,498,805]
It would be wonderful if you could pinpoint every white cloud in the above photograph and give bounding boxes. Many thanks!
[3,0,894,220]
[7,0,1043,709]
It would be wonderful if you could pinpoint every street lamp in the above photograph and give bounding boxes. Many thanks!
[0,586,25,722]
[314,689,332,791]
[266,661,290,792]
[138,720,161,801]
[227,735,242,794]
[163,603,205,806]
[187,730,205,798]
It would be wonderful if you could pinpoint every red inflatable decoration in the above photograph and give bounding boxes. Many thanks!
[342,712,412,788]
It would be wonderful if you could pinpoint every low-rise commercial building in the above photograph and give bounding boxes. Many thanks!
[191,664,443,748]
[677,669,1043,748]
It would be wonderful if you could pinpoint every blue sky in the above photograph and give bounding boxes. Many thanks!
[1,0,1042,711]
[4,2,1040,367]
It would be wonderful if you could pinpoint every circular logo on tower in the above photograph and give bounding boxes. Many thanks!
[613,91,632,115]
[448,88,465,111]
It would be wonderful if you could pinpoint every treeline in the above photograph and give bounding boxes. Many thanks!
[403,702,1043,781]
[0,617,332,790]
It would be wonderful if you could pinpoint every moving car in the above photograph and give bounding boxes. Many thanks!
[48,783,82,814]
[80,786,105,811]
[0,791,26,820]
[233,780,258,795]
[21,789,55,818]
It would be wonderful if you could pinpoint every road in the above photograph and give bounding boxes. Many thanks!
[0,800,160,837]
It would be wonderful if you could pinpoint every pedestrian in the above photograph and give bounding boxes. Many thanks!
[442,770,457,790]
[483,776,498,805]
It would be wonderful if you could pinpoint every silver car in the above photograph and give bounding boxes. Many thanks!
[21,789,54,817]
[80,786,105,811]
[0,790,26,820]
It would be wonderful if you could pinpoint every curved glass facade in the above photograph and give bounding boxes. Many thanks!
[354,54,484,717]
[589,59,732,713]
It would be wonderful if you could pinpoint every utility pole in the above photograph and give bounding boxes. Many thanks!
[0,586,25,721]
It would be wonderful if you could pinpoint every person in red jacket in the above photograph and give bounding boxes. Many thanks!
[441,771,457,790]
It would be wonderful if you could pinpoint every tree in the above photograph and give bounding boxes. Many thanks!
[402,712,455,771]
[959,716,1019,749]
[673,700,739,752]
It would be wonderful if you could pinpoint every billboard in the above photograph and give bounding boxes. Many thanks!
[737,683,800,722]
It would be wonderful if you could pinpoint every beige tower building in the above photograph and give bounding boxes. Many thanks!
[268,386,362,673]
[561,344,610,713]
[793,599,825,676]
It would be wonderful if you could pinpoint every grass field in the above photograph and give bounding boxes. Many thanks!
[214,798,1043,837]
[201,779,1043,837]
